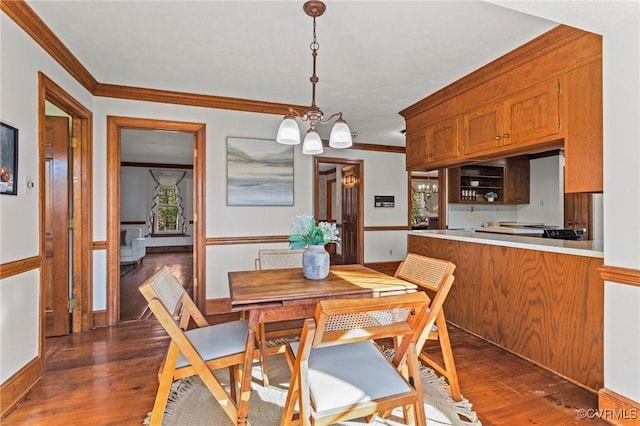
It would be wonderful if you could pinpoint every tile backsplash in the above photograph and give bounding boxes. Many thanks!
[447,204,517,230]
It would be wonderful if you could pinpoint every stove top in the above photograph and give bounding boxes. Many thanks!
[542,229,585,240]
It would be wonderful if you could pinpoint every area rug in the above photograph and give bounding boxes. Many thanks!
[144,351,481,426]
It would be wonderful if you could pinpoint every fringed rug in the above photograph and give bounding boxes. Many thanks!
[144,350,481,426]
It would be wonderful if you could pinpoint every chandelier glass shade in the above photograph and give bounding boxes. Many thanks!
[275,0,352,155]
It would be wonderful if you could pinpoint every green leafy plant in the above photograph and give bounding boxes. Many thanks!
[288,214,340,249]
[484,191,498,200]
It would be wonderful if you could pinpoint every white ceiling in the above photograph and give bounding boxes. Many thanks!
[26,1,635,163]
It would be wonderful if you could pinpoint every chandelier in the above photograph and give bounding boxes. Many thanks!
[276,0,352,155]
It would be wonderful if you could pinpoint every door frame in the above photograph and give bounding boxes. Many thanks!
[313,157,364,264]
[106,116,206,325]
[38,72,94,340]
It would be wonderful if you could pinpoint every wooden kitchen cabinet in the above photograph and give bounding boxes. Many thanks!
[564,192,593,239]
[460,79,561,156]
[564,59,603,193]
[406,117,460,169]
[406,130,428,168]
[449,157,530,204]
[503,156,530,204]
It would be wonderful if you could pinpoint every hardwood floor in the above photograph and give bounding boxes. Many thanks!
[120,252,193,322]
[2,316,607,425]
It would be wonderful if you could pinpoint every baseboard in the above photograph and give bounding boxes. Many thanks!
[0,357,42,418]
[146,245,193,253]
[93,309,107,328]
[598,387,640,425]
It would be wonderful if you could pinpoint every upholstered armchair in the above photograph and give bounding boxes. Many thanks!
[120,228,147,265]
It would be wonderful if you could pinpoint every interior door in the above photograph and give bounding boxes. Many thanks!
[44,116,70,337]
[341,165,359,264]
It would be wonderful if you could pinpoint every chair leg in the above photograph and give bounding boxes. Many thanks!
[149,347,180,426]
[259,322,270,387]
[434,311,461,401]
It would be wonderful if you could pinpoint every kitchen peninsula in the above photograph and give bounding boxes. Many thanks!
[408,230,603,392]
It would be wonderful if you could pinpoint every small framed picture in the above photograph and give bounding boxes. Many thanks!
[0,122,18,195]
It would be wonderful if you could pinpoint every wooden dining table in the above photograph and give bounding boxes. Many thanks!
[227,264,418,426]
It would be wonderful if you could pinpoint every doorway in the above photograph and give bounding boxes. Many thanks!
[39,73,94,346]
[119,128,195,321]
[314,157,364,264]
[106,116,206,325]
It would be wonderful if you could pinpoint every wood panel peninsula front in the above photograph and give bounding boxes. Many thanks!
[408,230,604,392]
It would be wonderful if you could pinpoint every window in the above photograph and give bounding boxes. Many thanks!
[155,184,182,234]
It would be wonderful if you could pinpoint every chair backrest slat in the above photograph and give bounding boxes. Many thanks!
[148,267,186,315]
[257,249,305,270]
[395,253,456,292]
[311,293,430,352]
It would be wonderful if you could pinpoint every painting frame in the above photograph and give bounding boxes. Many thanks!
[0,122,18,196]
[227,137,294,206]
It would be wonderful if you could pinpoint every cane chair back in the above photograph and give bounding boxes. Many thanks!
[254,248,306,386]
[139,266,248,425]
[394,253,462,401]
[281,292,432,426]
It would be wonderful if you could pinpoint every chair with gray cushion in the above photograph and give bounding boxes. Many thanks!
[139,266,249,426]
[280,292,432,426]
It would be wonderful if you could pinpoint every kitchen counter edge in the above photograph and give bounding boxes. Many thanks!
[408,230,603,258]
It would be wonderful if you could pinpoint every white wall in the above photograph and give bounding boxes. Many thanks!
[517,155,564,227]
[0,16,93,382]
[602,12,640,402]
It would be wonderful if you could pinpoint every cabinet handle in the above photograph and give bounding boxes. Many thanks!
[495,135,501,140]
[503,133,510,139]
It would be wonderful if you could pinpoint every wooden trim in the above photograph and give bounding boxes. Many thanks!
[363,226,411,231]
[0,357,43,418]
[320,168,336,176]
[92,241,107,250]
[400,25,588,119]
[349,142,405,154]
[1,1,98,93]
[39,72,94,335]
[0,256,40,279]
[92,310,108,328]
[95,83,306,116]
[121,162,193,170]
[107,116,206,325]
[598,388,640,425]
[206,235,288,246]
[205,297,233,316]
[599,265,640,288]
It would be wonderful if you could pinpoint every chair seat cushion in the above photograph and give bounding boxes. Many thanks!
[177,320,248,368]
[289,340,412,417]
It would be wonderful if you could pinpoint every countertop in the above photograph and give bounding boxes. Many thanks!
[408,229,604,258]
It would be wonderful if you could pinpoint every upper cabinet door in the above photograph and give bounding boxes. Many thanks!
[461,101,503,155]
[503,79,561,147]
[426,116,460,163]
[406,130,428,169]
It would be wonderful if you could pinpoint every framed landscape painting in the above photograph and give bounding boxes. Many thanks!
[0,122,18,196]
[227,137,294,206]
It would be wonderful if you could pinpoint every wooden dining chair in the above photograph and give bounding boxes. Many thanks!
[394,253,462,401]
[254,248,306,386]
[281,292,432,426]
[138,266,249,426]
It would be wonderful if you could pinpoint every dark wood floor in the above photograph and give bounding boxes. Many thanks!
[3,314,607,425]
[120,252,193,322]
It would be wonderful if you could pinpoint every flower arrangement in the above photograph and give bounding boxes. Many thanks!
[288,214,340,249]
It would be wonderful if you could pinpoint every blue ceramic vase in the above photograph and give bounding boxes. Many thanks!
[302,244,330,280]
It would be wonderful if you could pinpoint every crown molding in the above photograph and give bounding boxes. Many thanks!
[4,0,404,153]
[2,0,98,93]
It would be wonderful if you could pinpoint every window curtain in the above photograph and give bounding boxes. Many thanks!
[148,169,188,236]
